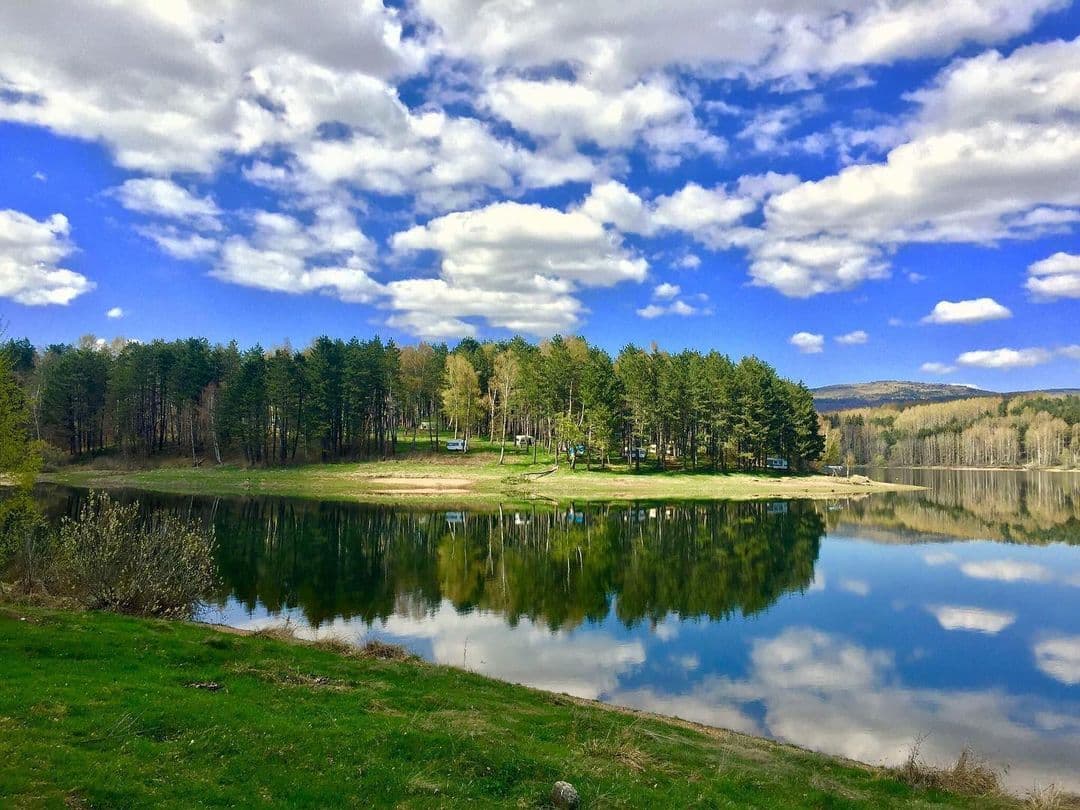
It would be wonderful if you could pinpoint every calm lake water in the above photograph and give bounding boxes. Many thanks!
[33,469,1080,792]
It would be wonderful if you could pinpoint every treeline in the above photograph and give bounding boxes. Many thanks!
[827,394,1080,468]
[5,333,823,471]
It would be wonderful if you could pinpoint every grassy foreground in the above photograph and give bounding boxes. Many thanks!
[40,444,916,506]
[0,606,1018,809]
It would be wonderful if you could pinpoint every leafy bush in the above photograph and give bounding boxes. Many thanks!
[56,491,216,618]
[0,493,52,592]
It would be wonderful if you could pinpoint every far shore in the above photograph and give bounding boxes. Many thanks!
[36,449,921,506]
[862,464,1080,474]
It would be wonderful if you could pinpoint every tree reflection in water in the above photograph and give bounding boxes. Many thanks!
[33,488,823,632]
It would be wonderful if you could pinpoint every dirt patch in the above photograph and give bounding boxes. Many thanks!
[364,476,474,489]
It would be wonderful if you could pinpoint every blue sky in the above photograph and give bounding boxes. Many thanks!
[1,1,1078,388]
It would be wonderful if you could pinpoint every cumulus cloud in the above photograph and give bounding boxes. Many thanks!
[753,35,1080,297]
[580,181,757,249]
[1027,252,1080,300]
[653,283,680,300]
[956,347,1054,370]
[106,307,123,319]
[835,330,868,345]
[749,236,888,297]
[922,298,1012,325]
[419,0,1059,85]
[0,2,426,174]
[214,205,380,303]
[390,201,647,336]
[0,209,94,305]
[484,77,724,166]
[789,332,825,354]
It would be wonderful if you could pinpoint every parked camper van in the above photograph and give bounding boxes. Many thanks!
[765,457,789,470]
[446,438,467,452]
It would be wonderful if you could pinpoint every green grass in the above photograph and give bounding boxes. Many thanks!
[0,606,1018,809]
[39,442,917,506]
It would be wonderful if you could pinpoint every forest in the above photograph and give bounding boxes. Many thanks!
[827,394,1080,469]
[3,333,824,473]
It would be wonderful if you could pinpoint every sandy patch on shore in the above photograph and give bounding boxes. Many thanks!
[360,476,475,495]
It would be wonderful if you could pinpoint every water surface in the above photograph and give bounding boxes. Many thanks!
[33,469,1080,792]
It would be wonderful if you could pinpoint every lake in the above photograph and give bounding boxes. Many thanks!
[31,469,1080,792]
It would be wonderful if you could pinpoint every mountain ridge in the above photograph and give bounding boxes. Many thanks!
[812,380,1080,412]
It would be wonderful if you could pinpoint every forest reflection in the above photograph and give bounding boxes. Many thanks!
[35,489,823,631]
[212,500,825,630]
[828,469,1080,544]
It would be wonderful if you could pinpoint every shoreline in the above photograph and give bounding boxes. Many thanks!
[0,604,1030,808]
[36,455,921,506]
[863,465,1080,473]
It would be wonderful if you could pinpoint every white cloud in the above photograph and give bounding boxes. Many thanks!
[214,205,380,303]
[754,36,1080,297]
[653,183,757,238]
[789,332,825,354]
[960,559,1053,583]
[677,254,701,270]
[928,605,1016,634]
[106,307,124,319]
[1034,636,1080,685]
[738,95,825,154]
[750,236,889,297]
[956,347,1054,369]
[922,298,1012,325]
[1027,252,1080,301]
[580,181,757,248]
[113,178,221,230]
[835,330,868,345]
[736,172,801,201]
[653,283,680,300]
[920,361,956,375]
[136,227,220,261]
[390,201,647,336]
[636,298,702,319]
[419,0,1059,85]
[0,209,94,305]
[0,2,427,175]
[484,77,723,165]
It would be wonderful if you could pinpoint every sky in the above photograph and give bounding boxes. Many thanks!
[1,1,1079,389]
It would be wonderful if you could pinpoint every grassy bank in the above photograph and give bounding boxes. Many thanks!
[0,606,1020,809]
[39,445,917,506]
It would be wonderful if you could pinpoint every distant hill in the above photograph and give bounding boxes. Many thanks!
[811,381,1080,412]
[812,381,994,411]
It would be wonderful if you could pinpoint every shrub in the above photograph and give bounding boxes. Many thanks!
[0,493,52,592]
[56,491,216,618]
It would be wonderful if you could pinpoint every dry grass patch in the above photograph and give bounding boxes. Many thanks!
[896,746,1002,799]
[358,638,414,661]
